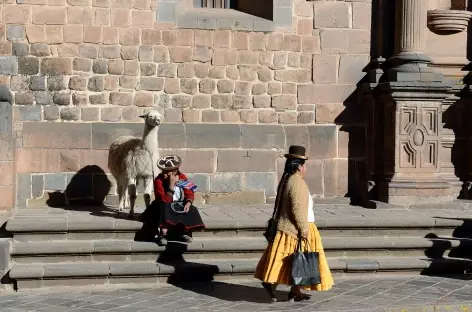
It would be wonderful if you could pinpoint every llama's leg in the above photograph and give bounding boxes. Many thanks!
[143,177,153,207]
[117,179,124,211]
[118,178,128,211]
[127,178,137,218]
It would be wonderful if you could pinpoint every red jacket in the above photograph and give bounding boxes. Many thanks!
[153,173,195,203]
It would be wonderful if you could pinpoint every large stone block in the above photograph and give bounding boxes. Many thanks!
[338,55,369,84]
[44,173,67,191]
[23,122,92,149]
[313,54,338,84]
[0,162,13,186]
[185,174,210,192]
[298,84,356,104]
[209,173,243,193]
[205,191,265,205]
[314,1,351,28]
[324,158,348,198]
[284,125,309,150]
[240,124,285,149]
[0,239,10,270]
[217,150,277,172]
[165,150,215,174]
[307,125,337,159]
[16,173,31,208]
[14,106,41,121]
[185,124,241,149]
[157,123,185,149]
[0,186,13,210]
[91,123,142,149]
[40,58,72,75]
[243,172,277,197]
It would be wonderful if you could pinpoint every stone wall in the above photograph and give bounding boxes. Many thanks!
[15,122,355,207]
[0,0,372,208]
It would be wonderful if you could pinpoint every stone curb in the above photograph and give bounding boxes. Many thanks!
[6,215,462,234]
[8,256,439,281]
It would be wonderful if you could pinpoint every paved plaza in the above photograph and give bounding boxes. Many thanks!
[0,276,472,311]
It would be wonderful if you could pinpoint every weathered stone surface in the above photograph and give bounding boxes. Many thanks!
[140,77,164,91]
[41,58,72,75]
[53,93,71,106]
[36,92,53,106]
[23,122,91,149]
[209,173,243,193]
[18,57,39,75]
[185,124,240,148]
[243,172,277,197]
[307,125,337,159]
[240,124,285,149]
[91,123,141,149]
[314,1,351,28]
[29,76,46,91]
[48,76,66,91]
[217,150,277,172]
[298,85,356,104]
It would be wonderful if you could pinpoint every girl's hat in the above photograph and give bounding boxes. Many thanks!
[157,155,182,171]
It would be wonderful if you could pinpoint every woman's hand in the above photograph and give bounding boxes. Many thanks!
[184,202,191,213]
[301,230,309,239]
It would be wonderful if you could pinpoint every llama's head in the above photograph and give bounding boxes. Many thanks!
[139,110,162,127]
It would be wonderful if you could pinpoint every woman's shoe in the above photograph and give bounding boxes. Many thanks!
[261,282,277,303]
[288,290,310,302]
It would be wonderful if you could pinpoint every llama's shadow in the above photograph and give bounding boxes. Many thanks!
[44,165,131,219]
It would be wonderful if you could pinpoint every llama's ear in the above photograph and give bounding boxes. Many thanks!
[138,114,146,118]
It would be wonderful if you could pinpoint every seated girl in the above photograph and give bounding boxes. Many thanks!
[153,155,205,245]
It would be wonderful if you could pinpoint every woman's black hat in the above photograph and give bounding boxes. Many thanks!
[284,145,308,160]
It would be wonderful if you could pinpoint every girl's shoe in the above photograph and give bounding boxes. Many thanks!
[182,235,193,243]
[155,235,168,246]
[288,290,310,302]
[261,282,277,303]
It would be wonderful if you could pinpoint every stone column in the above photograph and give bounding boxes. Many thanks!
[388,0,442,82]
[375,0,453,206]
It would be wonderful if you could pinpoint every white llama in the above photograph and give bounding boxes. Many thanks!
[108,110,162,218]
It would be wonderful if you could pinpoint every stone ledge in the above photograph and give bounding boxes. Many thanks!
[177,9,274,32]
[10,236,467,257]
[7,256,459,283]
[6,213,467,234]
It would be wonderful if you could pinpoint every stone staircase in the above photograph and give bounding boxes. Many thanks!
[3,202,472,290]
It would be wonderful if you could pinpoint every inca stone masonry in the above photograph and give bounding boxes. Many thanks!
[0,0,470,209]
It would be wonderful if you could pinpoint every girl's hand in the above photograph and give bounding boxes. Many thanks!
[184,202,191,213]
[169,171,179,188]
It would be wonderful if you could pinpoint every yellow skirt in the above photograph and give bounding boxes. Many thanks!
[254,223,334,291]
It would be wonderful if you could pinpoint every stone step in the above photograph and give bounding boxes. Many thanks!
[6,214,462,242]
[9,236,471,264]
[8,256,472,290]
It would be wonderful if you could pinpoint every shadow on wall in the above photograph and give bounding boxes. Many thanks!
[45,165,112,208]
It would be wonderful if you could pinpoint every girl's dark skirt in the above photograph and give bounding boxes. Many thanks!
[141,201,205,232]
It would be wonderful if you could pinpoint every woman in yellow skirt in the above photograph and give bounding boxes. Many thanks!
[255,145,334,302]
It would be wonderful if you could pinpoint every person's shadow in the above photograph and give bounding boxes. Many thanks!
[135,214,277,303]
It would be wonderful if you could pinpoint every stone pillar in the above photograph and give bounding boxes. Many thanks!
[388,0,442,82]
[376,0,452,206]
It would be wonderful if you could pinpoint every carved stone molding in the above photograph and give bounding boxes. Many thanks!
[428,10,472,34]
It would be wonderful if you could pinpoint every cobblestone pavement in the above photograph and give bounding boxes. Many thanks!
[1,276,472,311]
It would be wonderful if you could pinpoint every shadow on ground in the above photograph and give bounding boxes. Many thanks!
[422,217,472,279]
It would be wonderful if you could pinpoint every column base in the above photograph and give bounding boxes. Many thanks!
[388,52,443,82]
[378,178,453,206]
